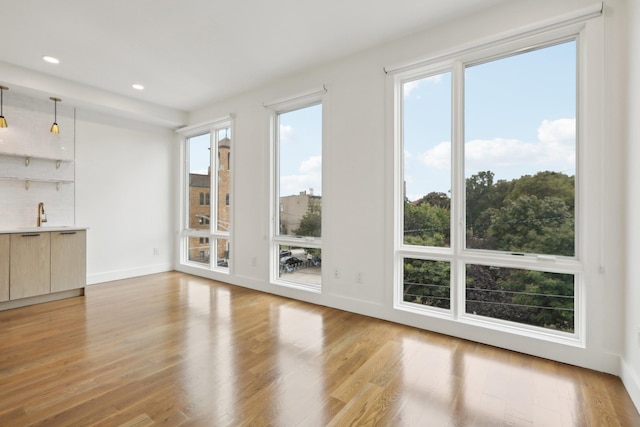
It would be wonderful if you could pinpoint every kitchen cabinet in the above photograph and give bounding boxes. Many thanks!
[10,232,51,300]
[0,235,9,302]
[51,230,86,292]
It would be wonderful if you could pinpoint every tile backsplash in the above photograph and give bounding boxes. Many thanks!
[0,92,75,228]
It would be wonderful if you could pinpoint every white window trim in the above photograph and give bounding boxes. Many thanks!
[390,17,603,347]
[266,88,327,293]
[177,115,234,273]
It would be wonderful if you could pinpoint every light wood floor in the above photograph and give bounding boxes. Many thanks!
[0,272,638,426]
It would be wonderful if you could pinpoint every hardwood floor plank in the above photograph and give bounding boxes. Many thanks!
[0,272,638,426]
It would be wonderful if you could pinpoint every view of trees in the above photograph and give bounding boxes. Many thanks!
[293,203,321,237]
[403,170,576,332]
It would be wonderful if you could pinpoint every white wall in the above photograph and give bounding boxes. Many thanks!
[623,0,640,410]
[0,94,76,228]
[180,0,631,382]
[75,110,174,284]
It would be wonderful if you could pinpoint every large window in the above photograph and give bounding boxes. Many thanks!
[396,33,584,340]
[270,93,324,291]
[181,118,232,271]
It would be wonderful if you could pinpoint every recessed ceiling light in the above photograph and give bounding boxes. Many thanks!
[132,84,144,91]
[43,56,60,64]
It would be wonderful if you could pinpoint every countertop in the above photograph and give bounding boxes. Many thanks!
[0,226,88,234]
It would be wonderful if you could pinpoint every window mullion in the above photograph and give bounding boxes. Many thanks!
[451,61,465,320]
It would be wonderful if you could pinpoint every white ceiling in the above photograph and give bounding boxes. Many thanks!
[1,0,505,120]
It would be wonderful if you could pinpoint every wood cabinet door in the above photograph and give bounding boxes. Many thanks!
[0,235,9,302]
[51,230,86,293]
[10,233,51,300]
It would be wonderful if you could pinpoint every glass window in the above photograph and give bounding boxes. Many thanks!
[181,119,232,271]
[403,72,452,248]
[272,101,323,290]
[396,38,581,338]
[277,104,322,238]
[466,265,575,332]
[403,258,451,310]
[464,42,576,257]
[278,245,322,287]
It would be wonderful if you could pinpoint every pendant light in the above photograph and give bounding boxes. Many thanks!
[0,86,8,128]
[50,97,61,134]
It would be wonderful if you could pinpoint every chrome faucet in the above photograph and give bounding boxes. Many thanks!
[37,202,47,227]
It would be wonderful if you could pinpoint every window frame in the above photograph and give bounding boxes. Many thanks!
[391,23,596,346]
[178,116,233,273]
[267,88,326,292]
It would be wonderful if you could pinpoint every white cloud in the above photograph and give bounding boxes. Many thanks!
[416,118,575,173]
[404,149,413,160]
[465,137,536,169]
[538,118,575,144]
[280,156,322,196]
[418,141,451,169]
[191,167,209,175]
[403,80,421,97]
[403,74,443,97]
[280,124,294,144]
[299,155,321,174]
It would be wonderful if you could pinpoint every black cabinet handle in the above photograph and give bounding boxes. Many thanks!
[21,234,41,237]
[60,232,77,235]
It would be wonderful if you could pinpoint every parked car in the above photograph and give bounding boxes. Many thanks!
[280,256,303,267]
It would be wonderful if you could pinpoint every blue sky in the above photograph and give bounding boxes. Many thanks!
[189,128,231,176]
[403,39,576,201]
[190,40,576,203]
[278,103,322,197]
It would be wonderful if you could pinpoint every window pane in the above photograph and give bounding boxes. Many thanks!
[217,128,231,233]
[278,104,322,238]
[402,72,452,247]
[403,258,451,310]
[188,133,211,231]
[215,238,229,269]
[188,236,209,266]
[278,245,321,286]
[464,41,576,256]
[466,264,574,332]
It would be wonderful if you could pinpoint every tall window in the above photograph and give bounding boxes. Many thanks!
[270,95,324,291]
[396,35,583,340]
[182,118,232,271]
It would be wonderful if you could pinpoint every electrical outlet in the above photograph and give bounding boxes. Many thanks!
[356,272,363,284]
[153,248,159,256]
[334,268,340,279]
[251,256,257,267]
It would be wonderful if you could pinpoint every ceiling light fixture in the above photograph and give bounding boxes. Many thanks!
[132,84,144,91]
[43,56,60,64]
[0,85,8,128]
[50,97,61,134]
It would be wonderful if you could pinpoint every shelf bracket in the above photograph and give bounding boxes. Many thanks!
[56,160,62,169]
[25,180,31,190]
[56,182,61,191]
[25,157,31,167]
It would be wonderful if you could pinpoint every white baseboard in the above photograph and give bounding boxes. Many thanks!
[87,263,173,285]
[621,360,640,414]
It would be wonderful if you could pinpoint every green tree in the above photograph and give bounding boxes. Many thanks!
[506,270,574,331]
[404,259,451,309]
[415,191,451,210]
[465,266,574,332]
[404,201,450,246]
[466,171,496,238]
[487,195,574,256]
[507,171,574,210]
[293,204,321,237]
